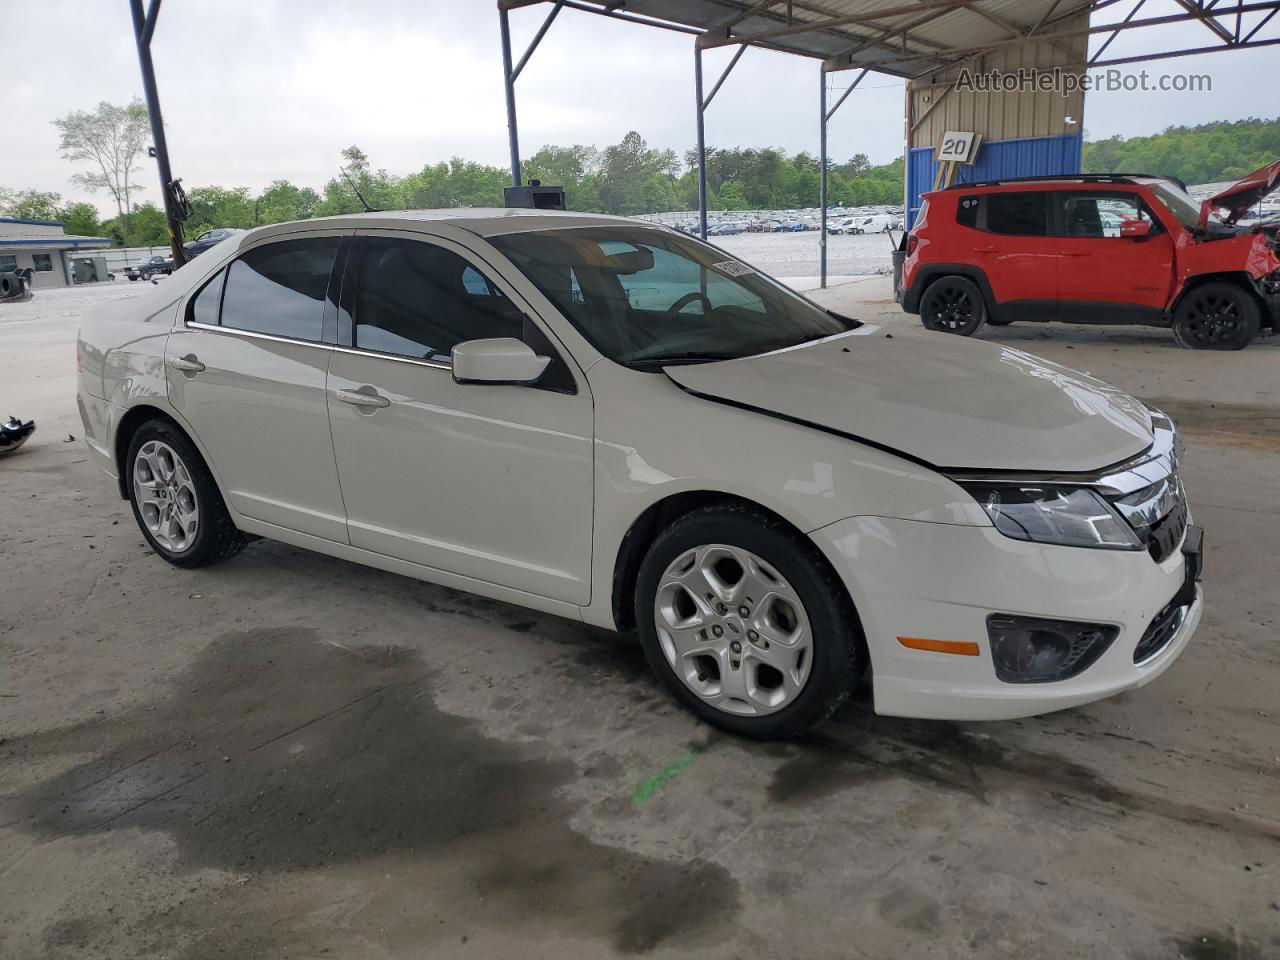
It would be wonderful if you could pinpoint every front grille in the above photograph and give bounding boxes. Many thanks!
[1133,600,1188,663]
[1145,496,1188,563]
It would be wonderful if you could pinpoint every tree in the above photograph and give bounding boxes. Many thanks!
[52,100,150,225]
[256,180,320,224]
[61,202,103,237]
[102,202,168,247]
[0,189,64,221]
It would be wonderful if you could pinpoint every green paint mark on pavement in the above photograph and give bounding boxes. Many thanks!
[632,751,696,805]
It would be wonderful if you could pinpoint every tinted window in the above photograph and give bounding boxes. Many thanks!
[986,192,1049,236]
[189,269,225,326]
[220,238,338,341]
[32,254,53,271]
[1059,191,1154,238]
[0,255,16,272]
[354,238,523,362]
[956,195,979,228]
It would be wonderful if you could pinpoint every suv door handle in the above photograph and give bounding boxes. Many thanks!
[168,354,205,374]
[335,387,390,409]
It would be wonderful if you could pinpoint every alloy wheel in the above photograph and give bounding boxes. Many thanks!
[653,544,813,717]
[924,282,977,332]
[133,440,200,553]
[1180,291,1244,347]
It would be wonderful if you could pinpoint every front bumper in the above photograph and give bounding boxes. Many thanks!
[811,515,1202,721]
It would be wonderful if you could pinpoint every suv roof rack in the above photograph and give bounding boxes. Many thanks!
[945,173,1189,192]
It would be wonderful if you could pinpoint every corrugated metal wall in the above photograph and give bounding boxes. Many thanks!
[903,11,1088,228]
[906,133,1083,227]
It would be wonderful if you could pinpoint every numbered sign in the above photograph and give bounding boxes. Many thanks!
[938,131,980,163]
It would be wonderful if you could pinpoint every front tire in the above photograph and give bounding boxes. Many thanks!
[126,419,246,568]
[1172,281,1260,350]
[920,275,987,336]
[634,503,863,739]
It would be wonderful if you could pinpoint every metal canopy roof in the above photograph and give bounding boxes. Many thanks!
[539,0,1280,77]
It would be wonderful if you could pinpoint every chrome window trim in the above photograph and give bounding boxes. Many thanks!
[186,320,333,351]
[186,321,455,371]
[944,412,1179,498]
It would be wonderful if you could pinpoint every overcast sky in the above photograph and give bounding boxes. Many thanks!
[4,0,1276,217]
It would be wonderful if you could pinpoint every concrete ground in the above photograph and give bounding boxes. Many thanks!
[1,280,1278,960]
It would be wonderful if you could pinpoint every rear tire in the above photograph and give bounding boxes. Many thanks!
[920,275,987,336]
[634,503,864,739]
[1172,281,1260,350]
[125,419,247,568]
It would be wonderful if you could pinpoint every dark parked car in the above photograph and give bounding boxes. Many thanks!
[184,228,244,259]
[126,256,173,281]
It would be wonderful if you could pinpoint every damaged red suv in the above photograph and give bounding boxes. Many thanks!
[897,162,1280,349]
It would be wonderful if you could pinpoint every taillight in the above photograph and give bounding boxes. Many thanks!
[906,233,919,256]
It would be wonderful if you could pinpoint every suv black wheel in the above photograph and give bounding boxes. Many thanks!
[125,419,247,568]
[634,503,864,739]
[1172,281,1260,350]
[920,275,987,336]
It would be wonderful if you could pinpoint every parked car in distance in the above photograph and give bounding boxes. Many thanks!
[897,163,1280,349]
[184,228,244,259]
[125,255,173,281]
[78,209,1203,738]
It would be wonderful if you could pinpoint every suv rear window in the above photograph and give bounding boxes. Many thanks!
[956,196,979,228]
[985,192,1049,236]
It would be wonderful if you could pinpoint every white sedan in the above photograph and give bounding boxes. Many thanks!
[76,209,1203,738]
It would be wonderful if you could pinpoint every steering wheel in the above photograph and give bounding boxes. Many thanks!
[664,291,713,320]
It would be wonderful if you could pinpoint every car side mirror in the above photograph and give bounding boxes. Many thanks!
[1119,219,1151,238]
[452,337,550,385]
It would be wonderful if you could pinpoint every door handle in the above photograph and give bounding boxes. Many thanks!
[335,387,390,409]
[168,354,205,374]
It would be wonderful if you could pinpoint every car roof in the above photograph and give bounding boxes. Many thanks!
[237,208,647,245]
[935,173,1188,194]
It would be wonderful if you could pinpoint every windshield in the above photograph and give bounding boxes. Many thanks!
[489,226,852,367]
[1145,180,1210,229]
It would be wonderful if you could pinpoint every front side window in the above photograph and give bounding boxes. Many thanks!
[490,226,850,366]
[1059,191,1155,238]
[353,238,523,363]
[220,237,338,341]
[985,192,1049,236]
[32,253,53,272]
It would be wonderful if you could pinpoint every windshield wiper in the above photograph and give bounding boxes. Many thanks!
[625,351,739,367]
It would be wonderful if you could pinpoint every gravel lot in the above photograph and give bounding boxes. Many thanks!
[1,280,1278,960]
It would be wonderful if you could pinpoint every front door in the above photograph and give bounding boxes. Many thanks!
[166,232,350,543]
[1054,190,1174,323]
[961,189,1059,321]
[326,231,594,605]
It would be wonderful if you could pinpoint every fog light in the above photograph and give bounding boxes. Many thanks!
[986,615,1118,684]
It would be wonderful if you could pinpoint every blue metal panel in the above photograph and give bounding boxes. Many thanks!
[906,133,1082,229]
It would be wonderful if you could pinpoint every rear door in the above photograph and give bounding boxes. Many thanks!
[1054,189,1174,323]
[962,189,1059,321]
[325,230,594,604]
[166,231,351,542]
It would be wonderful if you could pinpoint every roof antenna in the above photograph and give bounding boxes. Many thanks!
[339,167,379,213]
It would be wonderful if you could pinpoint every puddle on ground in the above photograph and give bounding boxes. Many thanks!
[5,627,739,955]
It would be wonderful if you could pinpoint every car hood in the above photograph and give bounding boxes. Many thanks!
[663,329,1154,472]
[1206,160,1280,225]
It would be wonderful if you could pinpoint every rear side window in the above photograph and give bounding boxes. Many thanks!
[353,238,524,362]
[956,195,979,228]
[986,192,1049,236]
[189,270,224,326]
[220,237,339,341]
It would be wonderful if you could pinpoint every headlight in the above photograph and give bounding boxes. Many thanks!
[960,483,1142,550]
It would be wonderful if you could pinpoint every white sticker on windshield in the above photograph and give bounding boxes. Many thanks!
[711,260,755,277]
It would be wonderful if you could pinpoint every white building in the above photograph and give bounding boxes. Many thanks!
[0,217,111,289]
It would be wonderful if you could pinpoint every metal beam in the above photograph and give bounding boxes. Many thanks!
[510,0,564,82]
[498,5,522,186]
[819,70,828,288]
[1089,0,1146,65]
[702,43,748,109]
[1088,31,1280,65]
[699,0,979,49]
[695,46,709,241]
[1172,0,1236,42]
[825,68,867,122]
[128,0,186,267]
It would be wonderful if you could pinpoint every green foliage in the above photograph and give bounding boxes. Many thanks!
[102,202,169,248]
[0,189,64,221]
[1084,117,1280,184]
[60,202,102,237]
